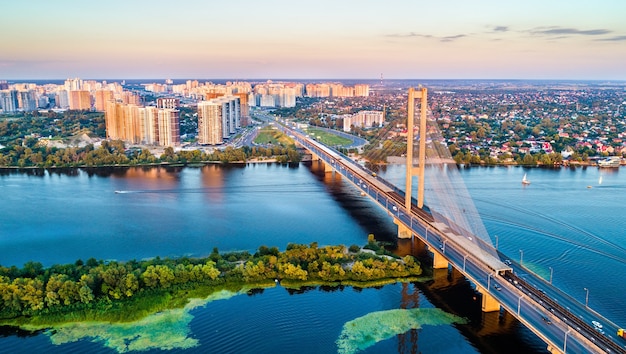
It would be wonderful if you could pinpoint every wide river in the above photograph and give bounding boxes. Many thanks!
[1,162,625,354]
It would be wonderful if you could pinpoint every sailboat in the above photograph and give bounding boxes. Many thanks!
[599,175,603,185]
[522,173,531,185]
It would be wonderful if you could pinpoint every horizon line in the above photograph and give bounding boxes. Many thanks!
[3,77,626,83]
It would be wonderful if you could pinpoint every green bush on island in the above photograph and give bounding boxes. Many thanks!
[0,242,421,327]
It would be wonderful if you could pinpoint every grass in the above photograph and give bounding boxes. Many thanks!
[253,127,294,146]
[304,128,353,146]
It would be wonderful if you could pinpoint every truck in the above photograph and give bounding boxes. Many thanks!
[618,328,625,339]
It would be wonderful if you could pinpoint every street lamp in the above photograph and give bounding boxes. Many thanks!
[549,266,553,284]
[518,295,523,316]
[495,235,499,250]
[442,240,447,253]
[564,328,572,353]
[463,254,468,272]
[519,249,524,265]
[488,273,492,290]
[584,287,589,308]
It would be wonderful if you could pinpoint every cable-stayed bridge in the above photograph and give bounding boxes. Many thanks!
[267,88,626,354]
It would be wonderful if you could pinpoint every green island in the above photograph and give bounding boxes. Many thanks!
[0,239,422,329]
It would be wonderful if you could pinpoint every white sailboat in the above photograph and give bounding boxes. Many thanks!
[599,175,603,185]
[522,173,530,185]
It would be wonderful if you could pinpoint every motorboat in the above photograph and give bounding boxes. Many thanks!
[598,156,620,168]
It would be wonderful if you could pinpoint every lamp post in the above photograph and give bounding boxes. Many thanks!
[488,273,492,290]
[564,328,572,353]
[519,249,524,266]
[549,266,553,284]
[518,295,523,316]
[463,254,468,272]
[442,240,447,253]
[584,287,589,308]
[495,235,499,250]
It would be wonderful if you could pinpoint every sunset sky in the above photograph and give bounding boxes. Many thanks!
[2,0,625,80]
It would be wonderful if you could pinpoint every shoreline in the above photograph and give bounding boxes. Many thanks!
[0,158,287,171]
[0,159,617,171]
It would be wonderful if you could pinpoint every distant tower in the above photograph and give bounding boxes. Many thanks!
[380,73,384,86]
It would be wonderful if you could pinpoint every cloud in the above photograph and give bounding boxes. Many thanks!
[385,32,466,42]
[385,32,432,39]
[493,26,509,32]
[529,27,611,36]
[595,35,626,42]
[440,34,466,42]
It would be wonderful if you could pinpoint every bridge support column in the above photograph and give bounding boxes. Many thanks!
[393,218,412,239]
[323,161,334,173]
[476,286,500,312]
[431,249,449,269]
[545,345,560,354]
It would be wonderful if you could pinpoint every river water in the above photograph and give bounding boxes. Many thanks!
[0,162,624,354]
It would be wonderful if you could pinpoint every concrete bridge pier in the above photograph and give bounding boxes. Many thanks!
[310,152,334,173]
[432,250,449,269]
[545,345,561,354]
[394,218,412,239]
[476,286,500,312]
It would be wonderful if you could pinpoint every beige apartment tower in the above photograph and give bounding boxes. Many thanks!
[197,101,224,145]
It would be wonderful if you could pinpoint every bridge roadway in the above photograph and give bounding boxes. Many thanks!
[272,121,626,354]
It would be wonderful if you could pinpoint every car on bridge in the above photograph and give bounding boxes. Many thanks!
[541,316,552,325]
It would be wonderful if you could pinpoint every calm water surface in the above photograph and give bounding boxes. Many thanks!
[1,162,624,354]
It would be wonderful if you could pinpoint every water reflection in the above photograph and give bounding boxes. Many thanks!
[200,164,226,203]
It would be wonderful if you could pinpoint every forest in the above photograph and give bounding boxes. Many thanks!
[0,241,421,326]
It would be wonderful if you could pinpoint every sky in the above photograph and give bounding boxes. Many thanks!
[1,0,626,80]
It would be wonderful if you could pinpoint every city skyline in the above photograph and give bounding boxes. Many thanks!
[2,0,626,80]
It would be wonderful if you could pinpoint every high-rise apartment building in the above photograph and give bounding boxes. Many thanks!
[69,90,91,110]
[122,91,141,105]
[65,78,82,91]
[95,90,114,111]
[56,90,70,109]
[0,90,18,113]
[343,111,383,132]
[156,98,180,109]
[197,96,241,145]
[105,100,180,147]
[197,101,224,145]
[234,93,250,126]
[354,84,370,97]
[157,109,180,147]
[18,91,38,111]
[140,107,159,145]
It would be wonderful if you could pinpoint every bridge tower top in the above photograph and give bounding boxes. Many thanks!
[406,87,428,210]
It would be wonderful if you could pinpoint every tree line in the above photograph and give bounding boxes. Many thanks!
[0,141,301,168]
[0,242,421,323]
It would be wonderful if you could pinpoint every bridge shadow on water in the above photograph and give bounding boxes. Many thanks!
[395,238,550,354]
[304,161,398,244]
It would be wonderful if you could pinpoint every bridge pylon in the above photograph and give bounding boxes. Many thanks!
[405,87,428,211]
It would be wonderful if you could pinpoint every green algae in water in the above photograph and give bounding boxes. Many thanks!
[46,289,243,353]
[336,308,468,354]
